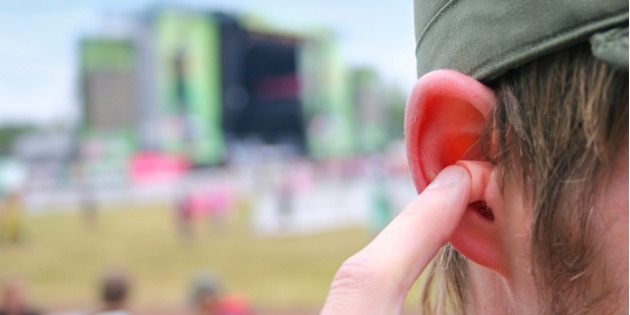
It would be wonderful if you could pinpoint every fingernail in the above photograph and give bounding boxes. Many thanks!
[426,166,466,190]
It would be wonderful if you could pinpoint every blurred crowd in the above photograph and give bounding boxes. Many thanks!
[1,271,255,315]
[0,152,412,315]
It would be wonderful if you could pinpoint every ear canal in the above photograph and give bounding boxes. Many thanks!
[470,200,494,221]
[455,160,493,202]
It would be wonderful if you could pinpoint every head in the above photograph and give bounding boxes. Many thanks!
[407,1,628,314]
[1,279,27,312]
[100,272,130,311]
[191,273,223,314]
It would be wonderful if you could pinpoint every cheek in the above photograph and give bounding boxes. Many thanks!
[596,198,628,273]
[592,193,629,312]
[602,194,628,261]
[593,149,628,302]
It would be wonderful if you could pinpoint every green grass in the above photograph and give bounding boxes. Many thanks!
[0,203,373,310]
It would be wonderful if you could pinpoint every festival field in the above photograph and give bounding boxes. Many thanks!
[0,203,371,313]
[1,201,427,314]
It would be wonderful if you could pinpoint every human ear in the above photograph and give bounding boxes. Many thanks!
[404,70,509,275]
[404,70,494,192]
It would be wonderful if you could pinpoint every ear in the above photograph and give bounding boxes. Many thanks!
[404,70,495,192]
[404,70,509,275]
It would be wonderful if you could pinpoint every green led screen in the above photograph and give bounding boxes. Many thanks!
[154,10,225,165]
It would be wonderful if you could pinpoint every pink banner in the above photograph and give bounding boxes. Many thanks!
[129,152,189,184]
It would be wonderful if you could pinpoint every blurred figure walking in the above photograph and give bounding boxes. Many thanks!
[175,186,195,243]
[0,192,26,244]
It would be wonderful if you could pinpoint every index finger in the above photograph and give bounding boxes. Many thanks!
[321,165,471,315]
[367,165,471,289]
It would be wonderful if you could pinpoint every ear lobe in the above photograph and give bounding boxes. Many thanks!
[404,70,495,193]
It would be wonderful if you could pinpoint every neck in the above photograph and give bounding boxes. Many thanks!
[466,261,514,315]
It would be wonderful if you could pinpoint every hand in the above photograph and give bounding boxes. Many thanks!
[320,165,471,315]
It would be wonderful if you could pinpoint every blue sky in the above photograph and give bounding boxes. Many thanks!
[0,0,417,125]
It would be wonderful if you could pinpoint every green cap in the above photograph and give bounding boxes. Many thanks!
[414,0,629,81]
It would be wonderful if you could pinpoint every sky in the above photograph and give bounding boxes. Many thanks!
[0,0,417,125]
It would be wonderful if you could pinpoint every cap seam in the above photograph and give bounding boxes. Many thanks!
[415,0,461,55]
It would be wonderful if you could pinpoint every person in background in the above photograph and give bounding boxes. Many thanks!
[190,273,254,315]
[174,185,194,243]
[0,192,26,244]
[0,279,40,315]
[94,272,133,315]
